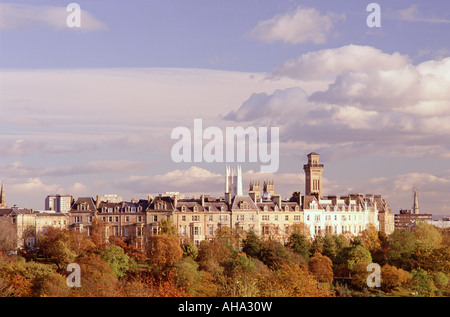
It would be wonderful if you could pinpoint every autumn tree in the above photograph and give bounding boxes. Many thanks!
[257,263,333,297]
[197,239,231,279]
[381,264,412,292]
[146,234,183,270]
[37,227,76,270]
[308,253,334,283]
[75,253,119,297]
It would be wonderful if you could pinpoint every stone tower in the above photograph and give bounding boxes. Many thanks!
[249,180,261,202]
[263,180,275,198]
[303,152,324,198]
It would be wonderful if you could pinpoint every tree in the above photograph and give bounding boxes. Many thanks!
[256,263,333,297]
[146,234,183,270]
[381,264,412,291]
[411,268,438,296]
[159,218,178,236]
[360,223,381,253]
[37,227,76,270]
[346,245,372,271]
[197,239,231,278]
[259,240,291,270]
[75,253,119,297]
[308,253,333,283]
[386,229,417,270]
[174,256,217,297]
[242,230,262,259]
[0,218,17,253]
[99,244,135,278]
[288,233,311,262]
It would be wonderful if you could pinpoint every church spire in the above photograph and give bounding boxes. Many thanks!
[0,181,6,208]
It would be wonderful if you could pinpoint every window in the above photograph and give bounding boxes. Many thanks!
[208,225,214,236]
[208,215,213,221]
[138,216,142,222]
[181,226,186,235]
[181,206,186,212]
[125,216,130,222]
[192,215,200,222]
[294,215,301,222]
[274,215,278,221]
[307,215,310,221]
[285,215,289,221]
[108,216,113,222]
[250,215,255,221]
[131,207,136,212]
[181,215,186,222]
[193,206,198,212]
[262,215,270,221]
[115,216,119,222]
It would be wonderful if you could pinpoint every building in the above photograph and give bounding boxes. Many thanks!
[394,189,432,230]
[45,194,74,212]
[64,152,395,248]
[0,207,69,249]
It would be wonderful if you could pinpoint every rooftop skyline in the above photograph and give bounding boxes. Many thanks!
[1,1,449,216]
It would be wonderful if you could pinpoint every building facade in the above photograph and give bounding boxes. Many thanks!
[63,153,394,248]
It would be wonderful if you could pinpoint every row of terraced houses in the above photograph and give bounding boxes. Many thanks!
[1,153,395,250]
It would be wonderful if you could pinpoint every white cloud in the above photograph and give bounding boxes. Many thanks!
[272,45,410,80]
[0,3,107,31]
[248,6,344,45]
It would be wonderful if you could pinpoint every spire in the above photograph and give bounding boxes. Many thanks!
[413,187,419,214]
[0,181,6,208]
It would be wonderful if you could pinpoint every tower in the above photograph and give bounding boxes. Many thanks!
[249,180,261,202]
[263,180,275,199]
[413,187,419,214]
[303,152,324,198]
[225,165,243,198]
[0,182,6,208]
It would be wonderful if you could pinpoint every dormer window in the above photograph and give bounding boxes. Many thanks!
[285,206,289,211]
[193,206,198,212]
[181,206,186,212]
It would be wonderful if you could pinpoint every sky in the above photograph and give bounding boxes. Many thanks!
[0,0,450,217]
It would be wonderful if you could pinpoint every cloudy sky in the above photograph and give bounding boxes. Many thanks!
[1,0,449,217]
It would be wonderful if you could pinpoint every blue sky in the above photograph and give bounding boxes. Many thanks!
[1,1,450,216]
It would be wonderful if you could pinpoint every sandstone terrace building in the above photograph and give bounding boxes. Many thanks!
[1,153,395,250]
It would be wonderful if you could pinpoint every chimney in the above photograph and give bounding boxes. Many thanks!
[413,188,419,214]
[96,195,101,208]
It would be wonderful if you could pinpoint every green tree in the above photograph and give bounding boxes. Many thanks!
[99,244,135,278]
[242,230,261,259]
[411,268,438,296]
[386,229,417,270]
[288,233,311,262]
